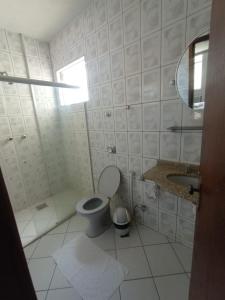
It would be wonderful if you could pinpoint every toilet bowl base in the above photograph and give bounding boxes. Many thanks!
[86,206,112,238]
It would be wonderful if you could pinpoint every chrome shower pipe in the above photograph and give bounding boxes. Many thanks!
[0,73,78,89]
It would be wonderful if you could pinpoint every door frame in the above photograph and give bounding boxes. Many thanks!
[189,0,225,299]
[0,168,37,299]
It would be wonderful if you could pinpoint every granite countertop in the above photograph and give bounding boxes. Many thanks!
[143,160,200,204]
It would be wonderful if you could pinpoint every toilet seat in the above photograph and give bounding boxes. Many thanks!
[76,166,120,215]
[98,165,120,198]
[76,194,109,215]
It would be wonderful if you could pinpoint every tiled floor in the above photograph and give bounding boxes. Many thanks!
[15,189,83,246]
[24,214,193,300]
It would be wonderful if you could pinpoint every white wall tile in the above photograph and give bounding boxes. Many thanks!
[178,197,196,223]
[104,131,116,148]
[98,54,111,83]
[161,64,179,100]
[122,0,140,10]
[115,131,128,153]
[128,131,142,156]
[127,104,142,131]
[142,69,160,103]
[144,207,159,231]
[176,217,195,247]
[112,79,126,106]
[142,158,157,173]
[108,0,122,20]
[160,132,180,161]
[103,108,114,130]
[188,0,212,15]
[97,25,109,56]
[94,0,108,28]
[161,100,182,130]
[142,31,161,71]
[125,41,141,75]
[6,31,22,53]
[0,52,13,75]
[141,0,161,37]
[143,132,159,159]
[123,5,140,45]
[143,181,159,208]
[109,16,123,50]
[114,106,127,130]
[159,190,178,215]
[129,156,142,177]
[116,154,129,176]
[186,7,211,45]
[143,102,160,131]
[100,83,113,107]
[0,29,8,51]
[181,132,202,164]
[159,210,177,240]
[162,0,187,27]
[126,74,141,105]
[110,48,125,80]
[0,116,11,136]
[86,33,98,61]
[162,20,186,65]
[86,59,99,86]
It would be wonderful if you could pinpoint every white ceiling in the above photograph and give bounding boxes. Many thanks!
[0,0,89,41]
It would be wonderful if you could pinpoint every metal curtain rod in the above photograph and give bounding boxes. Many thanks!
[0,73,78,89]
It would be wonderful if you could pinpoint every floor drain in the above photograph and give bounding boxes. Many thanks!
[36,203,48,210]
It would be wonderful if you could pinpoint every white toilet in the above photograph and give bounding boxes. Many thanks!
[76,166,120,237]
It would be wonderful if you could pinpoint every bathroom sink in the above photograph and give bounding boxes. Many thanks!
[167,174,199,189]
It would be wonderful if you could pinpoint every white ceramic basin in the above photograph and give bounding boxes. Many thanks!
[167,174,199,189]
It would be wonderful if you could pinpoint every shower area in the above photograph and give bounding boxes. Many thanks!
[0,29,93,246]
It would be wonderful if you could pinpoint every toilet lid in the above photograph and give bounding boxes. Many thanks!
[98,166,120,198]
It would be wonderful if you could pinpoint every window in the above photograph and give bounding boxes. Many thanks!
[57,57,89,106]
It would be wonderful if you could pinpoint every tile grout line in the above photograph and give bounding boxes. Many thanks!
[136,222,161,300]
[169,242,189,274]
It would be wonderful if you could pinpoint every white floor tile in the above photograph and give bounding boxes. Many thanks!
[120,278,159,300]
[46,288,82,300]
[171,243,193,272]
[144,244,184,276]
[63,232,81,245]
[48,221,69,235]
[110,289,120,300]
[15,189,79,246]
[155,274,190,300]
[117,247,151,280]
[36,291,47,300]
[21,235,36,245]
[28,257,55,291]
[15,208,34,223]
[17,220,29,235]
[138,225,168,245]
[24,240,39,259]
[23,221,38,237]
[67,214,88,232]
[50,266,72,289]
[32,234,64,258]
[115,225,142,249]
[106,250,117,258]
[90,226,115,250]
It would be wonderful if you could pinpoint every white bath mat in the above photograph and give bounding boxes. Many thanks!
[53,233,127,300]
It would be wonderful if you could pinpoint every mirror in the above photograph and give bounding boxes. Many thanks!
[176,33,209,110]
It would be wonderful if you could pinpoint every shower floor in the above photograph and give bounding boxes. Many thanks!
[15,189,83,246]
